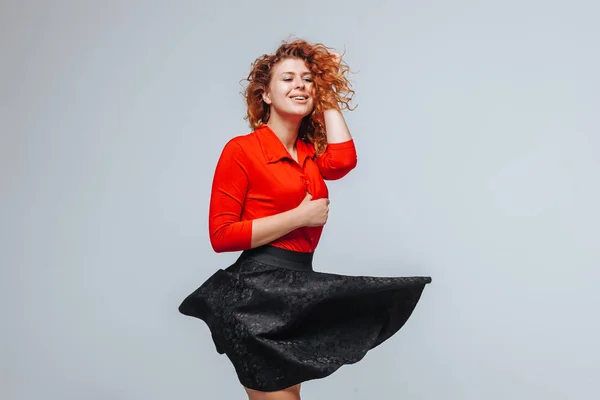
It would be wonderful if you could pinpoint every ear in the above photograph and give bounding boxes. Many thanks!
[262,90,272,105]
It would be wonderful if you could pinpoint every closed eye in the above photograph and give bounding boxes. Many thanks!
[282,76,313,82]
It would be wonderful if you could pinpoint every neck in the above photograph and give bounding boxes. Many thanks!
[266,112,302,151]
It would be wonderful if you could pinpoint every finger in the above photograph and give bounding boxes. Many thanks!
[331,52,341,64]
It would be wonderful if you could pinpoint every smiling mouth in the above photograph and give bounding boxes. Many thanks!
[291,96,308,101]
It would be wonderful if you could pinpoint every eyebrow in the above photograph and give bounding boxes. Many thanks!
[280,71,312,76]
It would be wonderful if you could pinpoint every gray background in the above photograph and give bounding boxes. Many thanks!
[2,1,599,399]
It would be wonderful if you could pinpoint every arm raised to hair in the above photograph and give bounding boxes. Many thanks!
[317,108,358,180]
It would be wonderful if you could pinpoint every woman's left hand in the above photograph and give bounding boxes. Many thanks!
[330,52,342,66]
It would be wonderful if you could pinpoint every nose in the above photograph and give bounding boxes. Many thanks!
[294,77,305,89]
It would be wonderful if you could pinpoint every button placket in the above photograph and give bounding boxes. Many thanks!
[300,167,310,187]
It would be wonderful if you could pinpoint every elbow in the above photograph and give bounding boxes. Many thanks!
[345,155,358,171]
[209,225,227,253]
[210,238,227,253]
[323,158,358,180]
[209,234,224,253]
[343,154,359,175]
[209,233,235,253]
[209,221,252,253]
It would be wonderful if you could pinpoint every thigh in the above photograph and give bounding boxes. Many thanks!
[244,383,301,400]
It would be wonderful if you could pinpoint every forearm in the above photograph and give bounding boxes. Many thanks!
[323,108,352,143]
[250,208,304,249]
[317,109,357,180]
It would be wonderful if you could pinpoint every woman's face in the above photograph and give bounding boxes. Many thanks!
[263,58,315,120]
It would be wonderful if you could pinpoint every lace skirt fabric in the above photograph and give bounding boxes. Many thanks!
[178,245,432,392]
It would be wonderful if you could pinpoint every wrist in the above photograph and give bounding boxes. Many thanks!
[321,89,339,110]
[288,207,305,229]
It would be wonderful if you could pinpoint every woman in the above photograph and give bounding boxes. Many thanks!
[179,39,432,400]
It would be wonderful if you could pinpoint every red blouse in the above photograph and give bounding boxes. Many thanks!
[208,124,357,253]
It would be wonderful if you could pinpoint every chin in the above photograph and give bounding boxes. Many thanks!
[281,109,313,120]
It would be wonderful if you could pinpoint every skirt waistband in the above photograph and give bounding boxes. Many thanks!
[238,245,314,272]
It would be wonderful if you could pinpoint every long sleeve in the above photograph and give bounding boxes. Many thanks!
[208,140,253,253]
[317,139,358,180]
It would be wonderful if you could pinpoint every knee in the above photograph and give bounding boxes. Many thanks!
[244,383,301,400]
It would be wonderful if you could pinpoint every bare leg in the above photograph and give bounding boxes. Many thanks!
[244,383,301,400]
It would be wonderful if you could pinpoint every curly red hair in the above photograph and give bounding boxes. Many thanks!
[242,39,356,156]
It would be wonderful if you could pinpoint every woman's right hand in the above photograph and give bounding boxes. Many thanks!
[295,192,330,227]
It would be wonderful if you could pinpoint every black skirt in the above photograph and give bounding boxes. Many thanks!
[178,245,432,392]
